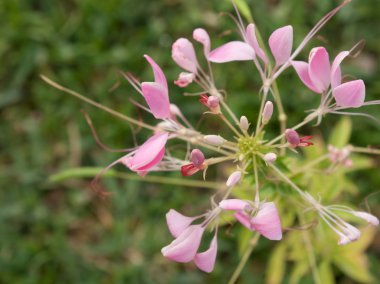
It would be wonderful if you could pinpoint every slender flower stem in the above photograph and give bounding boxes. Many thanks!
[253,156,260,204]
[220,114,243,138]
[255,88,268,137]
[266,111,319,146]
[351,146,380,155]
[220,100,241,128]
[228,233,260,284]
[206,156,236,166]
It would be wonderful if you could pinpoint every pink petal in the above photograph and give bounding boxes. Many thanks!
[219,199,250,211]
[268,25,293,66]
[193,28,211,56]
[141,82,171,119]
[128,133,168,171]
[226,171,242,187]
[251,202,282,240]
[208,41,255,63]
[166,209,196,238]
[161,225,205,263]
[245,24,268,64]
[291,61,321,93]
[333,80,365,108]
[194,235,218,273]
[144,55,168,92]
[172,38,198,74]
[331,51,349,88]
[308,47,331,92]
[234,212,253,230]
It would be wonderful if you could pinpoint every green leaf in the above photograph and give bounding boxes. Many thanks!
[318,261,335,284]
[328,117,352,147]
[333,252,374,283]
[266,243,287,284]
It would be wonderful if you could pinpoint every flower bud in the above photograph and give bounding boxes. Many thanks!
[207,96,220,109]
[226,171,242,187]
[239,116,249,131]
[285,129,300,146]
[190,149,205,167]
[262,101,273,124]
[204,135,224,146]
[169,104,182,117]
[172,38,198,74]
[174,72,195,87]
[263,152,277,164]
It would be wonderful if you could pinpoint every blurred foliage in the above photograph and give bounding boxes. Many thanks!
[0,0,379,283]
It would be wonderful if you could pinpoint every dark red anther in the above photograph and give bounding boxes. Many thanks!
[299,136,314,147]
[199,94,209,107]
[181,163,201,177]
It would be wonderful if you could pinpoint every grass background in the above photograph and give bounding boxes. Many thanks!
[0,0,379,283]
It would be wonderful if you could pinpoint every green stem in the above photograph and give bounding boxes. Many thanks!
[228,233,260,284]
[351,146,380,155]
[49,167,223,189]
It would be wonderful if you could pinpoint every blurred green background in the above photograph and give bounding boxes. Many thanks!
[1,0,379,283]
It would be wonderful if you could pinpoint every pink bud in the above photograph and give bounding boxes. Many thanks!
[174,72,195,87]
[169,104,181,117]
[219,199,250,211]
[226,171,242,187]
[204,135,224,146]
[190,149,205,168]
[263,152,277,164]
[352,211,379,226]
[207,96,220,109]
[172,38,198,74]
[161,224,205,263]
[166,209,196,238]
[239,116,249,131]
[262,101,273,124]
[285,129,300,146]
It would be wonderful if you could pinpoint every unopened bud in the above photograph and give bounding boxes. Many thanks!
[204,135,224,146]
[262,101,273,124]
[226,171,242,187]
[263,152,277,164]
[285,129,300,146]
[207,96,220,109]
[239,116,249,131]
[174,72,195,87]
[352,211,379,226]
[190,149,205,167]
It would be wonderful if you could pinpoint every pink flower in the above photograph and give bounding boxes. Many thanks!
[269,25,293,67]
[285,129,313,148]
[291,47,366,108]
[172,38,199,74]
[180,149,206,176]
[199,94,220,113]
[162,224,205,262]
[166,209,198,238]
[141,55,171,119]
[122,132,168,173]
[219,200,283,241]
[194,235,218,273]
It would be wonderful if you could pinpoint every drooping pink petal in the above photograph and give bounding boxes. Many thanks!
[308,47,331,92]
[193,28,211,56]
[251,202,282,240]
[166,209,196,238]
[219,199,250,211]
[172,38,199,74]
[174,72,195,87]
[245,23,268,64]
[268,25,293,66]
[144,55,168,92]
[234,212,253,230]
[194,235,218,273]
[161,225,205,263]
[291,61,321,93]
[141,82,171,119]
[127,133,168,171]
[331,51,349,88]
[333,80,365,108]
[208,41,255,63]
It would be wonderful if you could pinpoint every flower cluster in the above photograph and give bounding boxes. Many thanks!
[44,0,380,276]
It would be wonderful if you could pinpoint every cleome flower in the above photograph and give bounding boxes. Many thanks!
[42,0,380,277]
